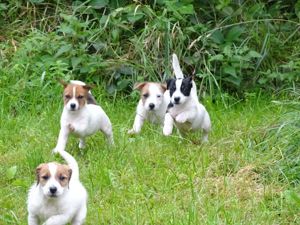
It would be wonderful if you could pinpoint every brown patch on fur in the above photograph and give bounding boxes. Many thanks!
[55,164,72,187]
[134,82,167,104]
[36,163,50,186]
[63,84,90,109]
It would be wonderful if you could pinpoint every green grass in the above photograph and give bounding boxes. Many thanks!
[0,89,299,224]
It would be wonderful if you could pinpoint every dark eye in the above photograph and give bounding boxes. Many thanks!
[65,95,71,99]
[143,93,149,98]
[77,95,84,99]
[59,176,66,181]
[157,95,161,98]
[42,175,49,180]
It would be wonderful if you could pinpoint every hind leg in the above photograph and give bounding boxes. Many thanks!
[201,129,209,143]
[101,125,114,145]
[71,204,87,225]
[79,138,85,149]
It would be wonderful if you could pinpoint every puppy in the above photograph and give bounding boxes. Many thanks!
[163,54,211,142]
[53,80,114,153]
[128,82,169,134]
[27,150,87,225]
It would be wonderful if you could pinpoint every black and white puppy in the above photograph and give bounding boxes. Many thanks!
[163,54,211,142]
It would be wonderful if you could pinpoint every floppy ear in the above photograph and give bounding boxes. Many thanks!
[58,79,68,88]
[166,79,173,89]
[82,84,94,91]
[160,84,167,92]
[134,82,147,91]
[35,163,45,186]
[67,168,72,188]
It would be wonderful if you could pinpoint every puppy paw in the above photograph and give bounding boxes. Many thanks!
[128,129,137,135]
[163,126,172,136]
[176,114,187,123]
[68,124,75,132]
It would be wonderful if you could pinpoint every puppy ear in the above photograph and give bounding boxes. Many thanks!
[160,84,167,92]
[134,82,147,91]
[67,168,72,188]
[166,79,173,89]
[58,79,68,88]
[35,163,45,186]
[83,84,94,91]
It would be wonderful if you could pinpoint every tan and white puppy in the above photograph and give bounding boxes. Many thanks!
[27,150,87,225]
[53,80,114,153]
[163,54,211,142]
[128,82,169,134]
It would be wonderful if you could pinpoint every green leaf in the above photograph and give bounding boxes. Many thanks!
[209,54,224,62]
[223,66,237,77]
[6,166,17,180]
[89,0,108,9]
[210,30,224,44]
[71,57,82,69]
[55,44,72,58]
[178,4,194,15]
[225,26,244,42]
[117,79,131,91]
[247,50,262,58]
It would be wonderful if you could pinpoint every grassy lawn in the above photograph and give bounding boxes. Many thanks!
[0,88,299,224]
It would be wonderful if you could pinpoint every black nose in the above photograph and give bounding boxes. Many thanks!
[50,187,57,194]
[174,97,180,103]
[70,103,76,109]
[149,103,155,110]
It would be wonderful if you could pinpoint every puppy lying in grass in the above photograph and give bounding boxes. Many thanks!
[163,54,211,142]
[53,80,114,153]
[27,150,87,225]
[128,82,169,134]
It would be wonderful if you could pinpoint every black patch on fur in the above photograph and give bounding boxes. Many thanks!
[87,93,97,105]
[180,77,193,96]
[167,102,174,109]
[166,78,176,97]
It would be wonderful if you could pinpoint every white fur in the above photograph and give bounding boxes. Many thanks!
[27,151,87,225]
[163,54,211,142]
[128,83,169,134]
[53,81,113,152]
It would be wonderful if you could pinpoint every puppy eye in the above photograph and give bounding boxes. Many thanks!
[77,95,84,99]
[65,95,71,99]
[42,175,49,180]
[157,95,161,98]
[59,176,66,181]
[143,93,149,98]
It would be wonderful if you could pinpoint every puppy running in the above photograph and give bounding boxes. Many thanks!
[163,54,211,142]
[128,82,169,134]
[54,80,114,153]
[27,150,87,225]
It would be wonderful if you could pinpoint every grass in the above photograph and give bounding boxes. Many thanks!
[0,86,299,224]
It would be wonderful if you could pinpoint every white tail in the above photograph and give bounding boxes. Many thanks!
[58,150,79,181]
[172,53,184,79]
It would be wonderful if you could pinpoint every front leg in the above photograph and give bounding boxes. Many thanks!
[43,214,71,225]
[128,114,144,134]
[53,126,70,153]
[28,213,38,225]
[175,110,196,124]
[163,113,174,136]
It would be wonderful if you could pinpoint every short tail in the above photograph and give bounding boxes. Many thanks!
[58,150,79,181]
[172,53,184,79]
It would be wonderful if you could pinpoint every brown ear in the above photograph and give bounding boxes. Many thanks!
[134,82,147,91]
[67,168,72,188]
[35,163,45,185]
[83,84,94,91]
[58,79,68,88]
[160,84,167,92]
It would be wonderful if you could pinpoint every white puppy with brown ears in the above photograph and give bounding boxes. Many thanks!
[53,80,114,153]
[163,54,211,142]
[128,82,169,134]
[27,150,87,225]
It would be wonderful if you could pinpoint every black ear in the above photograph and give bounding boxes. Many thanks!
[166,79,174,89]
[186,76,193,83]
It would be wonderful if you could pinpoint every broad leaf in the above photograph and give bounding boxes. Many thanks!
[55,44,72,58]
[6,166,17,180]
[225,26,244,42]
